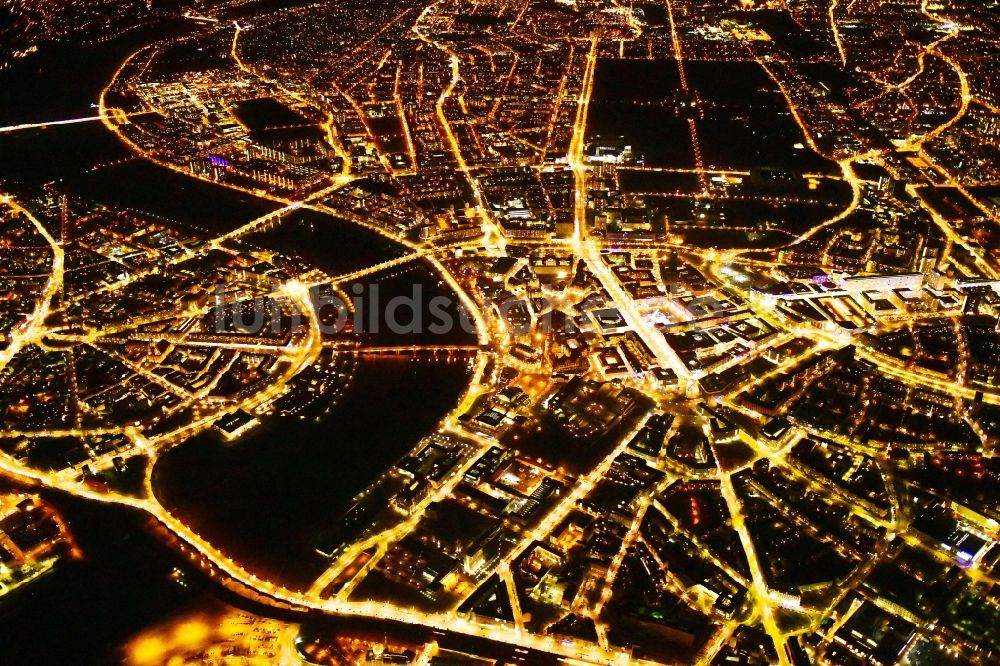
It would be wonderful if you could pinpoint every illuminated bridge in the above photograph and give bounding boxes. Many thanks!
[324,343,486,360]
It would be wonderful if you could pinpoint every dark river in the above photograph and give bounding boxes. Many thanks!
[0,6,475,663]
